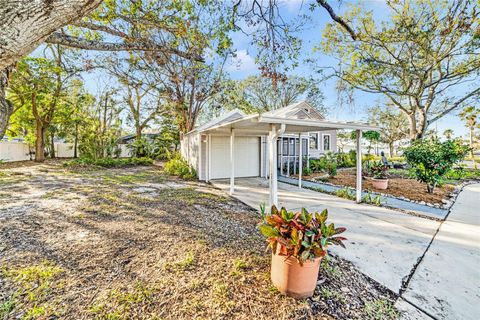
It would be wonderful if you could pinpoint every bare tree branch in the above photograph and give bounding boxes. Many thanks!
[428,87,480,125]
[44,33,204,62]
[317,0,356,40]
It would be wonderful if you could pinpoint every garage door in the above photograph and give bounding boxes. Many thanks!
[210,136,260,179]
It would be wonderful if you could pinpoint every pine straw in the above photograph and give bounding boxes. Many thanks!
[0,163,397,319]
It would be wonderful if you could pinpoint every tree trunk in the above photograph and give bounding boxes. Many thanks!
[74,123,78,158]
[0,67,14,140]
[0,0,103,71]
[35,121,46,162]
[136,125,142,140]
[389,143,394,158]
[407,114,418,141]
[417,109,427,140]
[50,131,56,158]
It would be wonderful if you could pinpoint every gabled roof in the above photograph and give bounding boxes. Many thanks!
[187,101,379,135]
[194,109,246,132]
[262,101,325,120]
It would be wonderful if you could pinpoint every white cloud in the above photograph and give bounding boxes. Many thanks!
[226,50,257,72]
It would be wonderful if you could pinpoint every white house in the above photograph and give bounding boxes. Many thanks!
[180,101,377,206]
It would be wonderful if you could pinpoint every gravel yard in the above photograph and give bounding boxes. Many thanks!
[0,160,398,319]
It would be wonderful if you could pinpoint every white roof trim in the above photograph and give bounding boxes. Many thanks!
[193,109,246,133]
[258,116,379,131]
[262,101,324,120]
[202,114,259,131]
[185,102,379,135]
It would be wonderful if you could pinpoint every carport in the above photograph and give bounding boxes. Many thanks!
[181,102,378,206]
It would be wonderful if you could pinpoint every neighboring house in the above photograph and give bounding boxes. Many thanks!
[117,133,159,145]
[181,101,374,186]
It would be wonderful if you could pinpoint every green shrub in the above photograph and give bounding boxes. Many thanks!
[309,159,323,173]
[310,153,338,177]
[127,137,154,158]
[64,157,153,168]
[445,167,480,181]
[336,152,355,168]
[404,139,470,193]
[362,191,382,205]
[348,150,357,166]
[164,155,197,179]
[335,187,356,200]
[302,167,312,176]
[152,136,176,160]
[388,156,405,162]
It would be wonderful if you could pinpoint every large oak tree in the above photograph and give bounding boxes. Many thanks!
[320,0,480,140]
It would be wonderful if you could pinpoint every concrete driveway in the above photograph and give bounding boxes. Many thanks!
[211,178,480,319]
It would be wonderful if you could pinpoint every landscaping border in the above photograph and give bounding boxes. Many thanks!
[278,175,455,220]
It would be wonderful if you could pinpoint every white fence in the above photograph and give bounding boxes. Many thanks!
[0,141,76,162]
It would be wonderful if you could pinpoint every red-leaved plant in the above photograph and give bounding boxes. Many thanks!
[259,204,347,264]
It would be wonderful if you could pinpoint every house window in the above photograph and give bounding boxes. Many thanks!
[323,134,331,151]
[309,133,318,150]
[282,138,288,156]
[289,138,295,156]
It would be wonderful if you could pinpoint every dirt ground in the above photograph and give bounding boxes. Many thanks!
[0,160,398,319]
[304,169,454,204]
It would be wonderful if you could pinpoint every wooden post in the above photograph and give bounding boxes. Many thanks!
[356,130,362,203]
[298,134,302,188]
[230,129,235,195]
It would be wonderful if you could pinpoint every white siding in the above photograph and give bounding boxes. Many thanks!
[309,130,337,158]
[180,132,201,178]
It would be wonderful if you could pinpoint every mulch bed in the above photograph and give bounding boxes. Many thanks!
[304,169,454,204]
[0,161,399,319]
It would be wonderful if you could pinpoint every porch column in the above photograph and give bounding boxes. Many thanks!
[298,133,302,188]
[207,134,211,182]
[279,138,283,176]
[268,126,277,207]
[306,136,310,169]
[356,130,362,203]
[230,129,235,195]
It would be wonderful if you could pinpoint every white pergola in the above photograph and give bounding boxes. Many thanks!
[201,113,378,207]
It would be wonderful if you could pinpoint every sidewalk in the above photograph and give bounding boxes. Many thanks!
[212,178,440,292]
[398,183,480,319]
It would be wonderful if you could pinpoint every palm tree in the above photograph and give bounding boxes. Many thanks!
[459,106,479,160]
[443,129,454,140]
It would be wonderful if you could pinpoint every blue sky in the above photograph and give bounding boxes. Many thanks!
[67,0,470,138]
[224,0,470,138]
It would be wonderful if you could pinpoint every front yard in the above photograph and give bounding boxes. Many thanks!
[0,161,398,319]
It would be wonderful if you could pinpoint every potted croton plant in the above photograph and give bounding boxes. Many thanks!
[370,161,389,190]
[259,205,347,299]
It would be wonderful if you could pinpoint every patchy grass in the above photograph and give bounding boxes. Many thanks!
[363,298,399,320]
[0,161,399,319]
[164,252,196,272]
[0,261,63,319]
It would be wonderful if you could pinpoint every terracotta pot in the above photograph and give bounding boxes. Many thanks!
[270,252,322,299]
[371,178,389,190]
